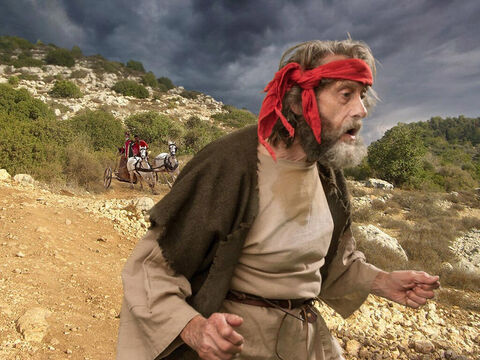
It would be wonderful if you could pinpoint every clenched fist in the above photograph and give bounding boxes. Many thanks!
[180,313,244,360]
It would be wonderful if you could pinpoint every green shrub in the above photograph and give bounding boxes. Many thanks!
[45,48,75,67]
[112,80,149,98]
[126,60,145,72]
[68,109,124,151]
[71,45,83,58]
[157,76,174,90]
[157,83,169,92]
[8,76,19,86]
[142,72,158,88]
[183,116,226,153]
[70,69,89,79]
[12,52,44,68]
[19,73,40,81]
[368,124,426,186]
[0,36,33,52]
[179,89,201,100]
[211,105,257,128]
[125,111,184,145]
[49,80,83,98]
[0,84,72,181]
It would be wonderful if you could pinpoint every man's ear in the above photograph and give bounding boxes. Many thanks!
[291,102,302,115]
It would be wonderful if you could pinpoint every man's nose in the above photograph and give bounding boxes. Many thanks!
[351,95,367,119]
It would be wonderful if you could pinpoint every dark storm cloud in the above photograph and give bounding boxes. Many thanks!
[1,0,479,142]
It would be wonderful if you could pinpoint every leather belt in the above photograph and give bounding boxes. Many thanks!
[226,290,313,310]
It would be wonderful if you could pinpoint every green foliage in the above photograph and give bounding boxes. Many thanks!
[0,84,53,120]
[45,48,75,67]
[212,105,257,128]
[12,52,44,68]
[126,59,145,72]
[71,45,83,58]
[368,124,426,186]
[157,76,174,90]
[70,69,89,79]
[125,111,184,145]
[68,109,124,151]
[0,84,72,181]
[112,80,149,99]
[0,36,33,52]
[49,80,83,98]
[179,89,201,99]
[141,72,158,88]
[344,158,372,180]
[19,73,40,81]
[183,116,226,153]
[8,76,19,86]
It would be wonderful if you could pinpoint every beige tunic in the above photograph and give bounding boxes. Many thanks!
[231,150,334,299]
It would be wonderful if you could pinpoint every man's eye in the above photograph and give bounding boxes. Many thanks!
[341,91,352,98]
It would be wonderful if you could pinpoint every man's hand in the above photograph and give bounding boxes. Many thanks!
[371,270,440,308]
[180,313,244,360]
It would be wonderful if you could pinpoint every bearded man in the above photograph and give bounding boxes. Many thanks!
[116,39,439,360]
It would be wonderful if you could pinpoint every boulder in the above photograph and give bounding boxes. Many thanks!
[365,178,394,190]
[0,168,11,181]
[357,225,408,261]
[16,307,52,342]
[13,173,35,185]
[133,197,155,213]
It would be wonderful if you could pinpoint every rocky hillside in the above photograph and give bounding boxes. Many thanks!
[0,48,226,125]
[0,170,479,360]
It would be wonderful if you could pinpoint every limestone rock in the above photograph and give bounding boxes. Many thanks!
[346,339,361,357]
[414,339,434,354]
[357,225,408,261]
[16,307,52,342]
[365,178,394,190]
[14,173,35,186]
[133,197,155,213]
[0,168,11,181]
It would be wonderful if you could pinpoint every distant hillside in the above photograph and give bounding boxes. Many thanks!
[0,35,257,190]
[350,116,480,191]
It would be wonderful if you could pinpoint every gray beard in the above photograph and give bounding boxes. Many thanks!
[296,116,367,169]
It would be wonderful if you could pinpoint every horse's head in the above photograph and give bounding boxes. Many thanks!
[139,146,148,160]
[168,141,177,156]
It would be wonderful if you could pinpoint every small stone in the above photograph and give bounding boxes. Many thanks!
[65,349,73,354]
[414,339,434,354]
[96,237,107,242]
[65,219,72,225]
[16,252,25,258]
[13,268,22,273]
[346,339,361,357]
[36,227,49,233]
[16,307,52,342]
[0,169,11,181]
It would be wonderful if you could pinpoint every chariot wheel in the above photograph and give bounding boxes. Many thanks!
[163,172,177,189]
[103,167,113,189]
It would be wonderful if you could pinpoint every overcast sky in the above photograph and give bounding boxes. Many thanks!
[1,0,479,143]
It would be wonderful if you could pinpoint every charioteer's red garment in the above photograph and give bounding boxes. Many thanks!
[125,140,134,159]
[132,140,148,157]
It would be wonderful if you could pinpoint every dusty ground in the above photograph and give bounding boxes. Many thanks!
[0,177,479,360]
[0,179,166,360]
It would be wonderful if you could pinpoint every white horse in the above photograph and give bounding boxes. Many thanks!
[126,146,156,193]
[153,141,179,188]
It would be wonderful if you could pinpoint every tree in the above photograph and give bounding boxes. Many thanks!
[126,60,145,72]
[368,124,426,186]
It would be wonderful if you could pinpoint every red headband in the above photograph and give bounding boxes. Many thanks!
[258,58,373,160]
